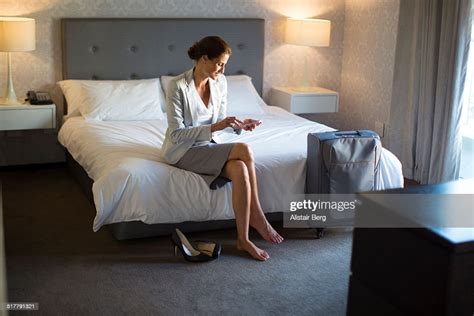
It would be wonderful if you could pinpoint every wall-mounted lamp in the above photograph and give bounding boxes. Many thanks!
[285,18,331,91]
[0,17,36,106]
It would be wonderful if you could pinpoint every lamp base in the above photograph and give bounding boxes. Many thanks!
[1,52,27,106]
[0,98,26,106]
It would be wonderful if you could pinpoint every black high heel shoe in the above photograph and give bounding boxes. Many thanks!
[171,228,214,263]
[194,240,221,259]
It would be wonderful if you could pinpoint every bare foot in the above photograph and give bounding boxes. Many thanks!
[250,219,284,244]
[237,239,270,261]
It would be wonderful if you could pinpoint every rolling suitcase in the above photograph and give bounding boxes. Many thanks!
[306,130,382,238]
[307,130,381,194]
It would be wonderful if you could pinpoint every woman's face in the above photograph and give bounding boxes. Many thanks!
[202,53,230,80]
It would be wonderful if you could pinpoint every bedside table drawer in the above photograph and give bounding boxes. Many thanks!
[0,105,56,131]
[292,94,338,114]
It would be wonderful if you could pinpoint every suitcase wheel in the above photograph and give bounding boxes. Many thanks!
[316,228,324,239]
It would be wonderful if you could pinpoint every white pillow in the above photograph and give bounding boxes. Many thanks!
[226,75,265,115]
[57,78,165,121]
[160,74,265,115]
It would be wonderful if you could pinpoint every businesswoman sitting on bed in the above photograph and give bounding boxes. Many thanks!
[162,36,283,261]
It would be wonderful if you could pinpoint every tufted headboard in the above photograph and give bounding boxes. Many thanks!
[61,18,265,101]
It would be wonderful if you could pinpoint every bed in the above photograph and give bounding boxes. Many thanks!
[58,18,404,240]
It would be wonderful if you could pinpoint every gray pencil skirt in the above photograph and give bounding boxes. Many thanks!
[173,142,235,190]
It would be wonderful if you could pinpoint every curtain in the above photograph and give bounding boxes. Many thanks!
[388,0,472,184]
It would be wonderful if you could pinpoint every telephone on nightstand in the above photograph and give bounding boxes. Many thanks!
[26,91,53,105]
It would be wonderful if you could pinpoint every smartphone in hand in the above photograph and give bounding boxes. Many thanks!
[248,119,262,126]
[242,119,262,131]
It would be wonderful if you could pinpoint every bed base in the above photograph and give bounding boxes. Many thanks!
[66,152,283,240]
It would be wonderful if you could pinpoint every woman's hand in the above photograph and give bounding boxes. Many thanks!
[211,116,244,132]
[241,119,262,131]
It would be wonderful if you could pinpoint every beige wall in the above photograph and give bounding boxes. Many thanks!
[340,0,400,136]
[0,0,346,165]
[306,0,400,143]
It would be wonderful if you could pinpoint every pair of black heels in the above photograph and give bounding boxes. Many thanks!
[171,228,221,262]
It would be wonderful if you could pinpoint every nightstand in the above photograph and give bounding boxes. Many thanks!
[270,87,339,114]
[0,103,56,131]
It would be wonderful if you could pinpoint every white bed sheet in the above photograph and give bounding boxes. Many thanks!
[58,105,403,232]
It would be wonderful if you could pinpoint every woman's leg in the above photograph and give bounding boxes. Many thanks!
[221,160,269,261]
[227,143,283,244]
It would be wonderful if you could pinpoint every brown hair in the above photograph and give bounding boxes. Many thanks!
[187,36,232,61]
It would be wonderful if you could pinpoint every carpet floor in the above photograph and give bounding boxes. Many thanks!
[1,165,352,315]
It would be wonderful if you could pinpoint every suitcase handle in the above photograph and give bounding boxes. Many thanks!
[310,130,380,142]
[334,131,361,137]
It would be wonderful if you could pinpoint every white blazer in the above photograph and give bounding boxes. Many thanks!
[161,68,228,164]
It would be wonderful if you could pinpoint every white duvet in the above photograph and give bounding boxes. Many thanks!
[58,106,403,232]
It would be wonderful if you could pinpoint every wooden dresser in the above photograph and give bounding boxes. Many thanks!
[347,179,474,315]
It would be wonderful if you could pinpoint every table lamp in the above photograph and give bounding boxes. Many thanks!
[285,18,330,91]
[0,17,36,106]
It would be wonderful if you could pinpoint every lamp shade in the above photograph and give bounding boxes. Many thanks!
[286,18,331,47]
[0,17,35,52]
